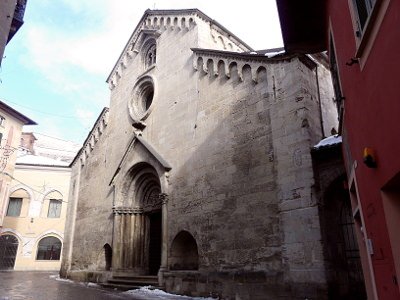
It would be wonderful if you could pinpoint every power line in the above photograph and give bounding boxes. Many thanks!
[1,171,69,204]
[0,98,95,119]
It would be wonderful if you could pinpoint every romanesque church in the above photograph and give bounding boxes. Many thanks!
[61,9,365,300]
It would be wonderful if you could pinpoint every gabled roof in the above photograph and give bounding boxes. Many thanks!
[109,133,171,186]
[106,8,254,82]
[0,101,36,125]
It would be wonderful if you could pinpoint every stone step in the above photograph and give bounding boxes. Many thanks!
[112,275,158,282]
[99,282,145,291]
[108,278,158,285]
[101,275,159,291]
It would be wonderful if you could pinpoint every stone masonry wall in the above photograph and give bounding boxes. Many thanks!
[62,10,337,300]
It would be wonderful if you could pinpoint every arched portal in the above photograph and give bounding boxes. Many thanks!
[0,234,19,270]
[113,163,163,275]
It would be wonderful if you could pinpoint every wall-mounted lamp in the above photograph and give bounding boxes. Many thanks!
[363,147,377,168]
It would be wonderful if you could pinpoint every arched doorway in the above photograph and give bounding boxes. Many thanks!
[0,234,19,270]
[113,163,163,275]
[320,176,367,299]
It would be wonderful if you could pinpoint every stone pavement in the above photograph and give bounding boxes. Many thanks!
[0,271,129,300]
[0,271,215,300]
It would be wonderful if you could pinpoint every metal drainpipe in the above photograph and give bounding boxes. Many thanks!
[315,65,325,138]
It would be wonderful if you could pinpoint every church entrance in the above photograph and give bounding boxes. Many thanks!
[112,163,164,276]
[148,210,162,275]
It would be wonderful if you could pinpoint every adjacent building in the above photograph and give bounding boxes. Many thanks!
[0,101,36,229]
[277,0,400,299]
[0,132,79,271]
[58,9,364,300]
[0,0,27,66]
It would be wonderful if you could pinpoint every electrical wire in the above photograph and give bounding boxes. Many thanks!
[0,97,94,119]
[1,171,69,204]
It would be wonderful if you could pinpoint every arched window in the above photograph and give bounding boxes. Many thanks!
[170,231,199,270]
[43,191,63,218]
[7,189,30,217]
[36,237,62,260]
[145,44,156,68]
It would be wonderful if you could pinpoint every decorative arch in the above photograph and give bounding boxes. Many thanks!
[35,230,64,242]
[9,185,34,200]
[7,188,31,217]
[0,229,23,243]
[170,231,199,270]
[113,162,164,274]
[40,190,63,218]
[120,162,162,210]
[141,38,157,69]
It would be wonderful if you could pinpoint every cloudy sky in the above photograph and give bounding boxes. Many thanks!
[0,0,283,144]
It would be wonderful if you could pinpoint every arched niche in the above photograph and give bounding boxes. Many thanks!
[170,231,199,270]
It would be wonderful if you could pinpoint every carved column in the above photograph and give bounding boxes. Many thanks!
[112,211,122,270]
[158,193,169,285]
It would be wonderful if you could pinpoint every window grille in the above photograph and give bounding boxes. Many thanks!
[47,199,62,218]
[6,198,22,217]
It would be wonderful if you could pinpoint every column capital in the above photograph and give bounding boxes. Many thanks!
[112,206,143,215]
[159,193,169,204]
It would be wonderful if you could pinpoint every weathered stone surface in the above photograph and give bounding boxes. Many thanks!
[61,9,339,300]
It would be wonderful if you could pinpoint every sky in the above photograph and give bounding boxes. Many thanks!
[0,0,283,144]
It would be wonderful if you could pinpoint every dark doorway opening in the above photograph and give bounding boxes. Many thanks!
[148,210,162,275]
[320,176,367,300]
[104,244,112,271]
[0,235,19,270]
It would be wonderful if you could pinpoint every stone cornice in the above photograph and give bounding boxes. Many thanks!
[191,48,296,63]
[106,9,253,89]
[113,206,143,215]
[70,107,109,167]
[191,48,316,83]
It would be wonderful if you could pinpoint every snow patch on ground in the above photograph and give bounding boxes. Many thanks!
[86,282,100,288]
[123,286,218,300]
[49,275,74,284]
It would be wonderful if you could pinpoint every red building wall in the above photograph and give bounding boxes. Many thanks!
[327,0,400,299]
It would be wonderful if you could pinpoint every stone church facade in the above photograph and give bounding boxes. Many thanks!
[61,9,342,299]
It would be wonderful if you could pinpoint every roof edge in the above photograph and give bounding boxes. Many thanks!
[0,101,37,125]
[106,8,254,82]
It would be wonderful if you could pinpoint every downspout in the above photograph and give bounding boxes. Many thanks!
[315,65,325,138]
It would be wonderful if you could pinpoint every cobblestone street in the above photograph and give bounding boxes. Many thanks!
[0,271,213,300]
